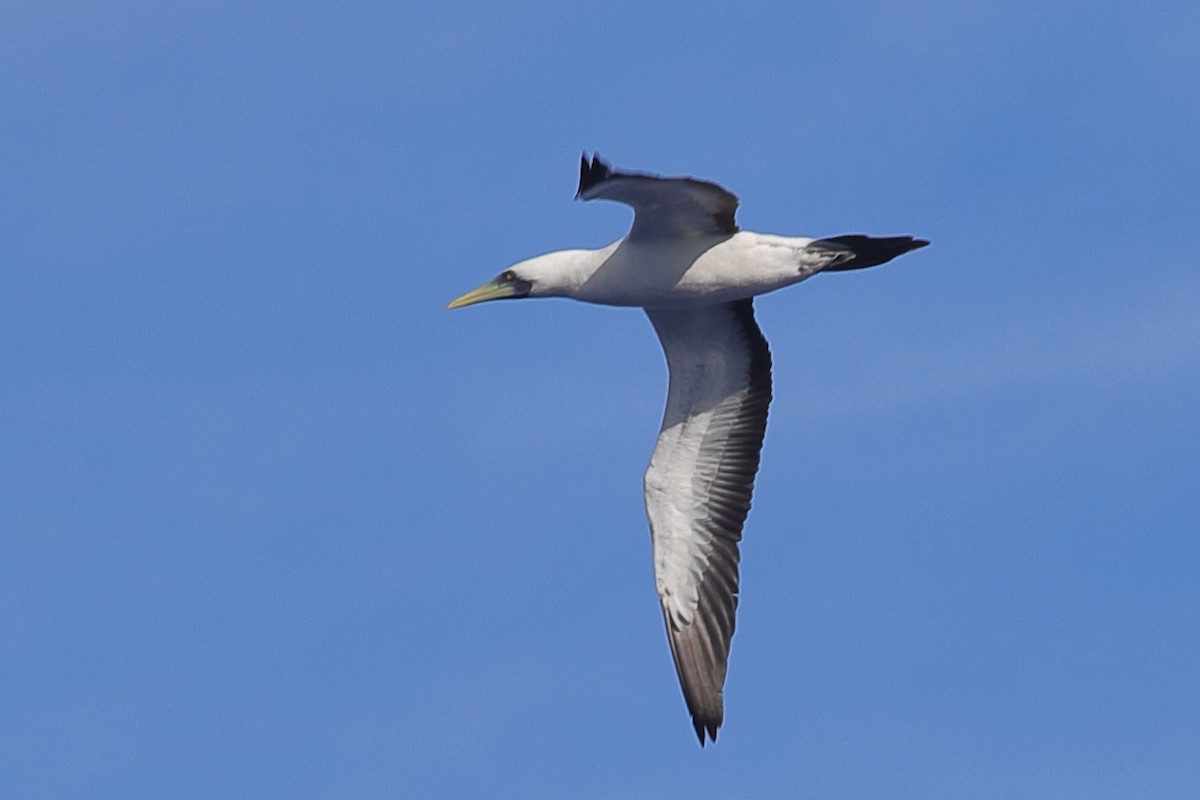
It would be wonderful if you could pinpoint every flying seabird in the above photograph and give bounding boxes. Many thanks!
[448,155,928,745]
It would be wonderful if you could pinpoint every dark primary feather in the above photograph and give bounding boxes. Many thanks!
[576,152,612,197]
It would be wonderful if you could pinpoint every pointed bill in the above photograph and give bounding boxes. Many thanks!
[447,276,526,310]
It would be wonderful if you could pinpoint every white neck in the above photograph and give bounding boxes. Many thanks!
[513,244,617,299]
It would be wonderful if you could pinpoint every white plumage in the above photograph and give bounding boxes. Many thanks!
[449,154,928,744]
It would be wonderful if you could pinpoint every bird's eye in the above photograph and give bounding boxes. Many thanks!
[501,270,516,282]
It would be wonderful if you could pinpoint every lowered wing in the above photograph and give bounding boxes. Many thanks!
[643,299,772,744]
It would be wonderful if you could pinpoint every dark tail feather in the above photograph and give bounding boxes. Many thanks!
[813,234,929,272]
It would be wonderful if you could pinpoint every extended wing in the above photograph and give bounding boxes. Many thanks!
[643,299,772,744]
[577,153,740,240]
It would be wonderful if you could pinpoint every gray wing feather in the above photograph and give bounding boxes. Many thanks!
[577,153,739,240]
[644,300,771,744]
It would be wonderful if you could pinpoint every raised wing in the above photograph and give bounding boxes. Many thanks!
[643,299,772,744]
[577,153,740,240]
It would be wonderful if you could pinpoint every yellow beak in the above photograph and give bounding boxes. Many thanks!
[446,276,527,310]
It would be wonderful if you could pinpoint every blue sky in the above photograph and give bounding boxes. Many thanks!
[2,1,1198,797]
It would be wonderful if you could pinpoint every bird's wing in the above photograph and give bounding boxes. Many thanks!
[643,299,772,745]
[576,153,740,240]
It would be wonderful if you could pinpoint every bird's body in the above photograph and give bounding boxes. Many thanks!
[449,155,928,745]
[506,232,836,309]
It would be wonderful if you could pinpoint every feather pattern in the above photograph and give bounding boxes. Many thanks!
[644,299,772,744]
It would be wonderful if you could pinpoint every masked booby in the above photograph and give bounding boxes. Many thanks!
[449,155,928,745]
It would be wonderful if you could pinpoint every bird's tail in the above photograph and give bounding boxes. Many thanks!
[811,235,929,272]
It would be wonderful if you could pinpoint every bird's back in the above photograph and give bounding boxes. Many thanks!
[571,232,818,309]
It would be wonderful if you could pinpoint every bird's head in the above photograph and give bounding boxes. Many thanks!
[446,267,534,310]
[447,251,594,310]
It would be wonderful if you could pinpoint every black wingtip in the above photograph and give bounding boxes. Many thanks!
[692,716,720,747]
[576,152,611,198]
